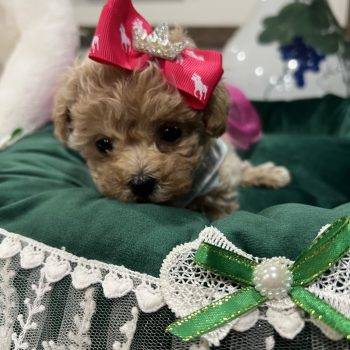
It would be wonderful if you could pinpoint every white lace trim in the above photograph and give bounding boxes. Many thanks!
[0,259,17,349]
[0,228,167,349]
[12,270,52,349]
[0,228,159,286]
[112,307,139,350]
[0,228,163,311]
[160,225,350,346]
[1,224,349,348]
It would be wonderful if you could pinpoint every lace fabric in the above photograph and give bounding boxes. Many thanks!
[0,226,349,349]
[160,226,350,346]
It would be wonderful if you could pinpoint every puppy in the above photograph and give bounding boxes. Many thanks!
[53,27,290,219]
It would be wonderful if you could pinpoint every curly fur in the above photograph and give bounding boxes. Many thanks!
[53,29,290,218]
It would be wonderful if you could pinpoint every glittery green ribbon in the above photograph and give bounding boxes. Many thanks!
[167,217,350,342]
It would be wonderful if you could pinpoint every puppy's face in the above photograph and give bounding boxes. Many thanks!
[53,59,229,204]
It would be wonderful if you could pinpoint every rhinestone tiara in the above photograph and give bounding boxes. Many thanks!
[133,22,186,60]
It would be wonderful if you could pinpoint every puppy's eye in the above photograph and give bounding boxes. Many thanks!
[159,126,182,143]
[95,137,113,153]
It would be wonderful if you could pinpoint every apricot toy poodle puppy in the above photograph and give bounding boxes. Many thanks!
[53,0,290,219]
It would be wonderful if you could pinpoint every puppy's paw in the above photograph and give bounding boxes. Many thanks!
[241,162,291,188]
[264,164,291,189]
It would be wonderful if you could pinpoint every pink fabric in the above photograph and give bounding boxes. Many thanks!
[224,84,262,150]
[88,0,223,110]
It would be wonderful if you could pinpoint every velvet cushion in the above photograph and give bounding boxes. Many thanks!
[0,94,349,277]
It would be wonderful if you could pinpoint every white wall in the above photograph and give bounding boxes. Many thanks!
[74,0,348,27]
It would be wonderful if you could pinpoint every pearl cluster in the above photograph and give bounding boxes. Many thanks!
[133,23,186,60]
[253,257,292,300]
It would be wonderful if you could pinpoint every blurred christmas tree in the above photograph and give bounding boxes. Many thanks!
[259,0,350,94]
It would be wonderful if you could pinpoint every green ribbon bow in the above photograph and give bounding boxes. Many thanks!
[167,217,350,342]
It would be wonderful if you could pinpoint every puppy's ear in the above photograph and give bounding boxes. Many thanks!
[202,83,229,138]
[53,59,125,144]
[52,63,79,144]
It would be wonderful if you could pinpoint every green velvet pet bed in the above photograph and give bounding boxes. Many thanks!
[0,95,349,349]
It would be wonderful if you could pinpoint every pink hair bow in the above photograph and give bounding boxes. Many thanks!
[88,0,223,110]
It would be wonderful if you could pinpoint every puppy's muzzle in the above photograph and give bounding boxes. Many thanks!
[128,174,157,199]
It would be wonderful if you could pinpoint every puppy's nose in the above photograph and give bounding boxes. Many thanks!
[129,175,157,198]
